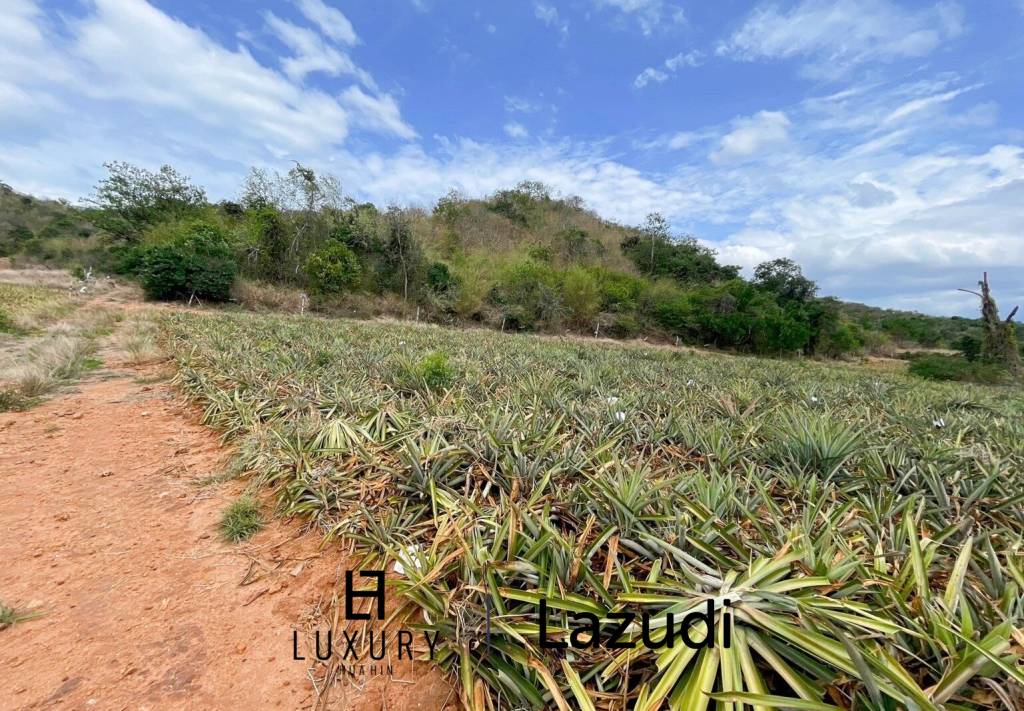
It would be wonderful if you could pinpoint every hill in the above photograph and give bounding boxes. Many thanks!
[1,164,1019,366]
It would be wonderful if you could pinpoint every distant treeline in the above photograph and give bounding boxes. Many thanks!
[1,164,1013,359]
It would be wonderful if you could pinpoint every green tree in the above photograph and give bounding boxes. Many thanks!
[88,161,206,242]
[753,258,818,304]
[304,242,361,295]
[383,207,424,301]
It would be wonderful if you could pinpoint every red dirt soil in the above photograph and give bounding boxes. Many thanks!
[0,352,456,709]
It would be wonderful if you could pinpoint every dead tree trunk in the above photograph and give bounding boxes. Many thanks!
[959,272,1021,375]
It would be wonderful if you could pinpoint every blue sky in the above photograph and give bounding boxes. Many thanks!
[3,0,1023,315]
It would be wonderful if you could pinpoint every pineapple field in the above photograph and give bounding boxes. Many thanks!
[162,309,1024,711]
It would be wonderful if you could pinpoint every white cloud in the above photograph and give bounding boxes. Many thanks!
[665,50,703,71]
[534,3,569,38]
[635,49,703,89]
[592,0,686,35]
[2,0,1021,316]
[295,0,358,45]
[504,121,529,139]
[633,67,668,88]
[884,86,972,124]
[341,86,417,140]
[712,111,792,163]
[719,0,964,79]
[0,0,413,194]
[505,96,542,113]
[265,12,375,87]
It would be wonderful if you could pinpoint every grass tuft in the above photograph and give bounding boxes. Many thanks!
[220,496,263,542]
[0,601,42,630]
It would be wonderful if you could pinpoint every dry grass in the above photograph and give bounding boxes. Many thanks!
[230,279,307,313]
[0,300,119,408]
[111,314,164,365]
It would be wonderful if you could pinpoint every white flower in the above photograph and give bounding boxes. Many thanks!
[614,411,626,423]
[392,544,422,576]
[605,396,619,405]
[810,396,819,403]
[398,340,406,347]
[933,418,946,429]
[686,379,696,387]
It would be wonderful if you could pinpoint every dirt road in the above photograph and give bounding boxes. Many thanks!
[0,333,454,709]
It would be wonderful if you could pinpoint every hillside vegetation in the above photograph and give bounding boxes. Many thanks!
[1,165,1020,369]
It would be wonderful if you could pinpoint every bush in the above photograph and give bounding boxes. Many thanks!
[493,259,563,330]
[561,266,600,327]
[0,308,15,334]
[304,242,361,295]
[137,223,237,301]
[953,334,982,362]
[395,351,456,392]
[426,261,458,295]
[591,268,646,312]
[908,354,1009,384]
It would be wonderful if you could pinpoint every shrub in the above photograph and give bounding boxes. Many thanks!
[137,223,236,301]
[953,334,982,362]
[908,354,1009,384]
[591,268,646,312]
[493,259,562,330]
[304,242,361,295]
[220,496,263,542]
[426,261,458,295]
[0,308,15,334]
[641,281,692,335]
[561,266,600,327]
[605,312,640,338]
[395,351,456,392]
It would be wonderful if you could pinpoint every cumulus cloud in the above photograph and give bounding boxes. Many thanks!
[712,111,792,163]
[0,0,413,194]
[504,121,529,139]
[719,0,964,79]
[2,0,1021,316]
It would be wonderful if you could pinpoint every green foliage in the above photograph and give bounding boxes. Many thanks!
[382,207,424,299]
[753,257,818,304]
[220,496,263,542]
[561,266,600,326]
[591,267,646,312]
[248,206,290,282]
[88,161,206,242]
[814,319,864,357]
[304,242,361,295]
[0,600,42,630]
[908,354,1010,383]
[623,213,739,284]
[137,222,237,301]
[487,181,551,226]
[426,261,458,295]
[953,333,982,361]
[0,307,14,334]
[395,350,456,392]
[493,258,563,329]
[0,388,34,412]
